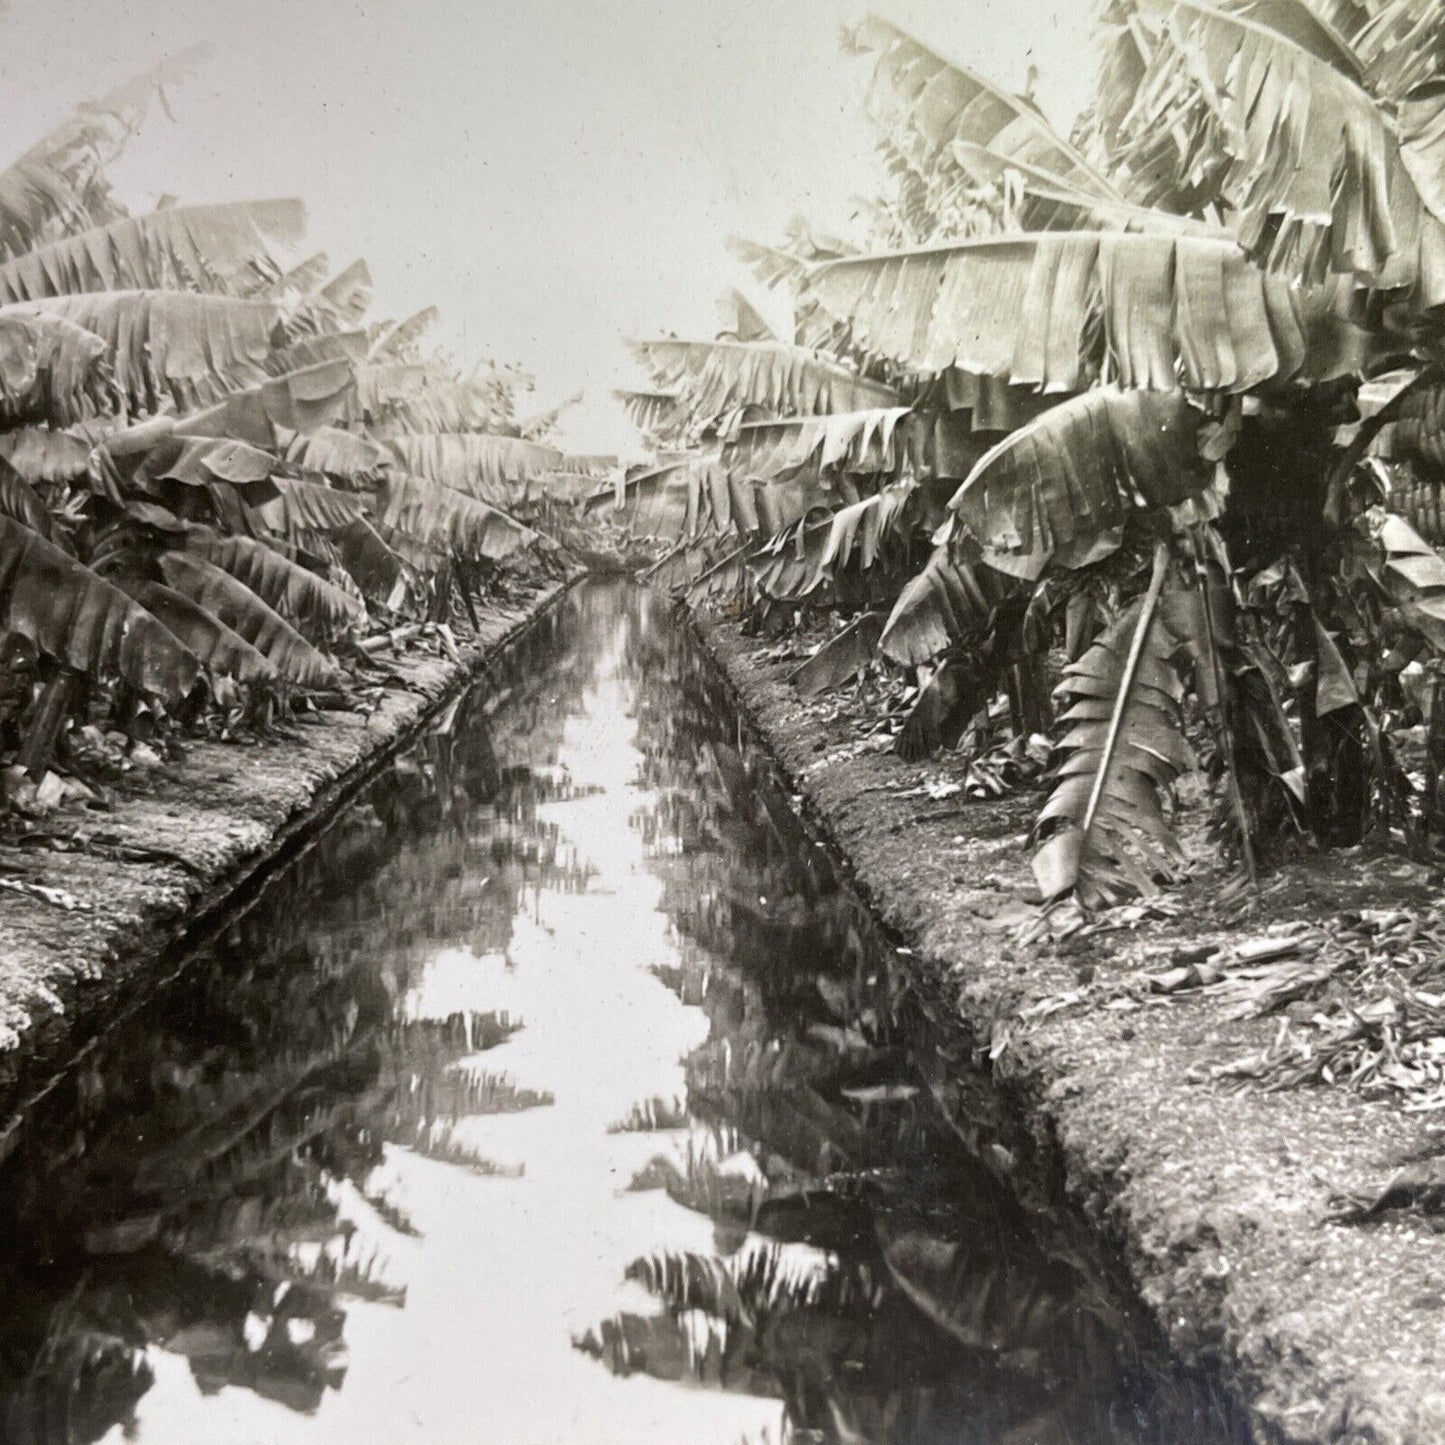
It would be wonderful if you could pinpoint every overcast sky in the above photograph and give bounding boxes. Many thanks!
[0,0,1097,451]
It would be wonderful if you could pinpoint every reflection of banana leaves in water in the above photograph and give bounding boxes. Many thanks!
[596,588,1251,1445]
[0,669,580,1435]
[0,1329,153,1445]
[579,1242,1088,1445]
[876,1219,1124,1381]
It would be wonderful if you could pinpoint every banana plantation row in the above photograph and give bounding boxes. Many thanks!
[7,1,1445,916]
[0,46,604,821]
[601,0,1445,910]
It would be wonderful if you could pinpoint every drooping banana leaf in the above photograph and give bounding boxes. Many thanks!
[366,306,441,360]
[788,613,886,699]
[805,232,1366,390]
[844,16,1122,202]
[0,308,110,425]
[0,424,98,484]
[1342,0,1445,101]
[722,407,993,484]
[878,542,1016,665]
[1372,379,1445,469]
[754,481,918,602]
[896,658,984,762]
[379,471,538,563]
[284,258,372,339]
[114,575,277,683]
[175,358,357,445]
[329,517,410,605]
[179,529,367,635]
[630,338,899,422]
[949,390,1212,564]
[0,199,306,304]
[266,249,331,308]
[263,327,368,377]
[0,513,199,699]
[0,44,211,261]
[354,364,516,437]
[1360,507,1445,650]
[157,551,342,688]
[615,389,687,444]
[130,433,278,491]
[1033,550,1193,906]
[281,425,388,484]
[3,291,281,413]
[249,476,366,538]
[0,460,59,540]
[386,431,565,509]
[583,456,740,545]
[1103,0,1445,295]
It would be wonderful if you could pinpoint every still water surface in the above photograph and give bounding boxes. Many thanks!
[0,580,1246,1444]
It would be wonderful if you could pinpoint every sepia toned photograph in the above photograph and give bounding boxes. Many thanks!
[0,1,1440,1441]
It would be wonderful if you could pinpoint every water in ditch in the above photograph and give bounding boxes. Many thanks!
[0,578,1247,1445]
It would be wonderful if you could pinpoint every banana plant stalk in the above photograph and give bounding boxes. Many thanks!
[1189,527,1258,885]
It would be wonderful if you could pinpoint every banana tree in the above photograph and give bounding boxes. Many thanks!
[0,66,555,795]
[618,2,1445,908]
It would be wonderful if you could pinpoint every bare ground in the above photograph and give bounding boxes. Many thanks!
[695,614,1445,1445]
[0,576,573,1152]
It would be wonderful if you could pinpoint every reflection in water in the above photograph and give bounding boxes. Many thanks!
[0,581,1247,1445]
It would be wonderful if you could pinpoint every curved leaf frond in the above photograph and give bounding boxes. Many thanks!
[0,461,58,540]
[752,481,917,600]
[329,517,410,604]
[615,389,687,444]
[586,455,753,544]
[385,432,564,508]
[5,291,280,413]
[0,513,199,698]
[132,433,277,490]
[879,542,1016,664]
[1106,0,1445,293]
[263,328,368,377]
[250,476,366,538]
[175,358,357,445]
[0,199,306,304]
[950,389,1211,563]
[0,309,111,426]
[367,306,440,360]
[283,425,389,482]
[354,363,515,436]
[157,551,342,688]
[380,471,537,563]
[630,338,899,424]
[0,425,94,485]
[1033,553,1193,905]
[1361,507,1445,649]
[0,45,211,262]
[807,232,1360,390]
[724,407,992,483]
[115,575,277,683]
[180,529,367,634]
[846,15,1121,201]
[285,258,372,339]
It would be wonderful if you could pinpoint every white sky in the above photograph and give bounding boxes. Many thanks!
[0,0,1098,452]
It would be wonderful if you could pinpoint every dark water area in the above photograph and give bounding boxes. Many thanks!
[0,580,1248,1445]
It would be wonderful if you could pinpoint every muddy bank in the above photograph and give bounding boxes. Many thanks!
[0,576,574,1148]
[694,615,1445,1445]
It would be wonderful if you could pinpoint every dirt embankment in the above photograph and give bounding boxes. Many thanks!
[0,577,574,1151]
[696,616,1445,1445]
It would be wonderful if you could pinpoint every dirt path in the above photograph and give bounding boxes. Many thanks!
[696,614,1445,1445]
[0,576,575,1152]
